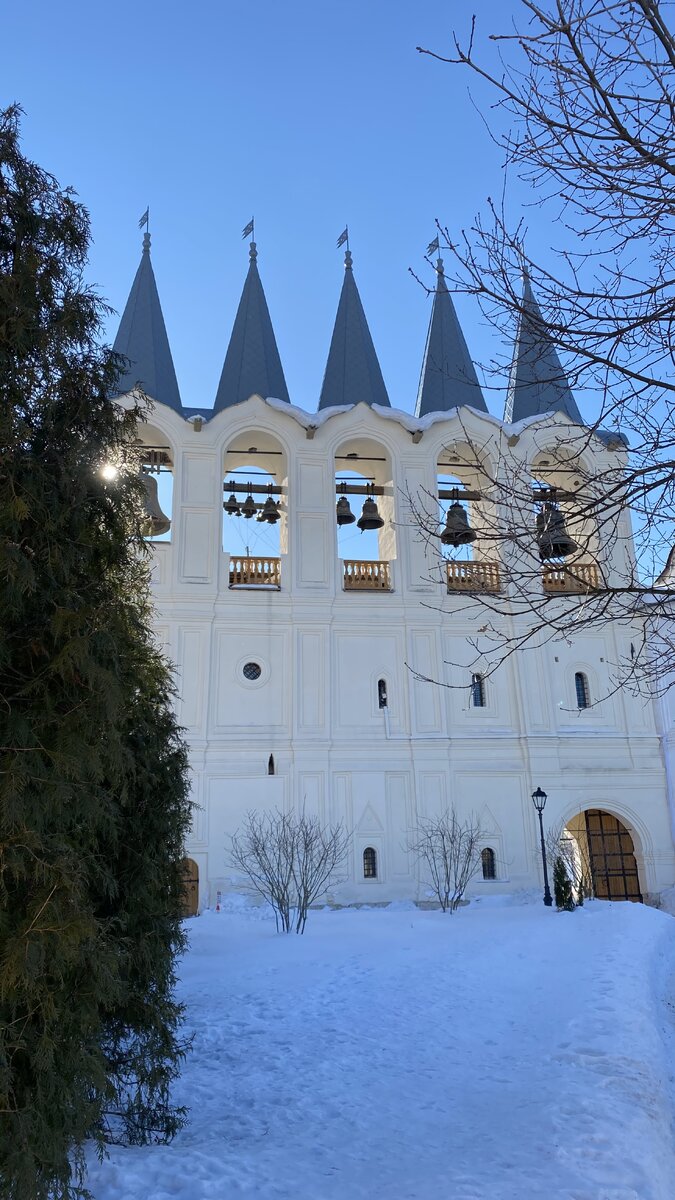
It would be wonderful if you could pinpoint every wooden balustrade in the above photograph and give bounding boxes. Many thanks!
[446,560,501,594]
[542,562,600,594]
[342,560,392,591]
[229,556,281,588]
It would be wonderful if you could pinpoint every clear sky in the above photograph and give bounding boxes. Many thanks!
[5,0,541,417]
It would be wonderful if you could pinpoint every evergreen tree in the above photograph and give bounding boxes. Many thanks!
[0,106,192,1199]
[553,857,575,912]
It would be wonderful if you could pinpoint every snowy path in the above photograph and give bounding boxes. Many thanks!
[88,899,675,1200]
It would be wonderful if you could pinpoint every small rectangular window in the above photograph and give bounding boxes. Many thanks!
[471,673,485,708]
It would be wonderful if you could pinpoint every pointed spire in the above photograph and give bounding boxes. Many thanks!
[415,258,487,418]
[213,242,290,411]
[113,232,182,412]
[318,250,390,410]
[505,270,583,425]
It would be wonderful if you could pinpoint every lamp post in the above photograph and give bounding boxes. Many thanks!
[531,786,553,907]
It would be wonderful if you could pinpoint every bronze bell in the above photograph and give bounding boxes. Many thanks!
[140,469,171,537]
[259,496,281,524]
[336,495,356,526]
[536,502,578,560]
[440,502,477,548]
[224,492,240,516]
[241,493,257,519]
[357,496,384,532]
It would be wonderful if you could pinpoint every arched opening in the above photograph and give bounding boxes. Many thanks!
[377,678,388,709]
[334,437,395,591]
[363,846,378,879]
[136,422,174,542]
[531,450,601,595]
[481,847,496,880]
[565,810,642,902]
[223,432,288,588]
[180,858,199,917]
[436,444,500,594]
[268,753,275,775]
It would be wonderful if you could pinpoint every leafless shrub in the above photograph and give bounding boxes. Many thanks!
[292,813,351,933]
[230,808,350,934]
[545,821,593,903]
[230,809,296,932]
[408,808,484,912]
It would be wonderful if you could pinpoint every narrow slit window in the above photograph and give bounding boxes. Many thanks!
[574,672,590,710]
[481,847,496,880]
[378,678,388,709]
[471,673,486,708]
[268,754,275,775]
[363,847,378,879]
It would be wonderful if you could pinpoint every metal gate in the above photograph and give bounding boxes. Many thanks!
[584,810,642,902]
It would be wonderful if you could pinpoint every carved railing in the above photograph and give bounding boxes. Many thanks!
[229,556,281,589]
[446,560,501,594]
[542,562,600,594]
[343,560,392,591]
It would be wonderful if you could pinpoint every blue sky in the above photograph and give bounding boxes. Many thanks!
[6,0,540,416]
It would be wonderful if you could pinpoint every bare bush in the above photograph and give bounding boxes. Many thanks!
[230,809,296,932]
[292,813,351,933]
[545,821,593,903]
[408,808,484,912]
[230,809,350,933]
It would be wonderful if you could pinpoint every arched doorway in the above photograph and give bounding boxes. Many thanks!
[566,811,642,902]
[180,858,199,917]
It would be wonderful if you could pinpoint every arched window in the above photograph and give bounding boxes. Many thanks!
[378,678,388,709]
[471,673,486,708]
[574,672,590,709]
[138,436,173,543]
[363,847,378,879]
[481,847,496,880]
[268,754,275,775]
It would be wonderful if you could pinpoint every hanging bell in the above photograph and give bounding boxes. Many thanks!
[336,495,356,526]
[241,493,257,519]
[536,502,578,560]
[259,496,281,524]
[357,496,384,532]
[224,492,241,516]
[140,469,171,537]
[440,502,477,548]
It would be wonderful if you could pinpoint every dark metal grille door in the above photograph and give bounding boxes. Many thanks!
[584,810,642,902]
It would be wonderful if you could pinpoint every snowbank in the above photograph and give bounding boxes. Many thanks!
[87,900,675,1200]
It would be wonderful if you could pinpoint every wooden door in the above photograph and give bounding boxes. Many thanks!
[584,811,642,902]
[181,858,199,917]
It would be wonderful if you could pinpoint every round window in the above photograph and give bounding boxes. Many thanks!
[242,661,262,681]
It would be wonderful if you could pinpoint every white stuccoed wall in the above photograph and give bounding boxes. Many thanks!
[137,394,675,909]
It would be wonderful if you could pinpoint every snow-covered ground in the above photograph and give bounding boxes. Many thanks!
[88,896,675,1200]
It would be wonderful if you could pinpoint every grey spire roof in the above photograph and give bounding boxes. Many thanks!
[318,250,390,410]
[113,232,182,412]
[214,242,290,411]
[415,258,487,417]
[505,271,583,425]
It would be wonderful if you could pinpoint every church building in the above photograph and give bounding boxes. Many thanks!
[111,232,675,912]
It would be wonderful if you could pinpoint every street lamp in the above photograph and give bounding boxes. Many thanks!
[531,786,553,907]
